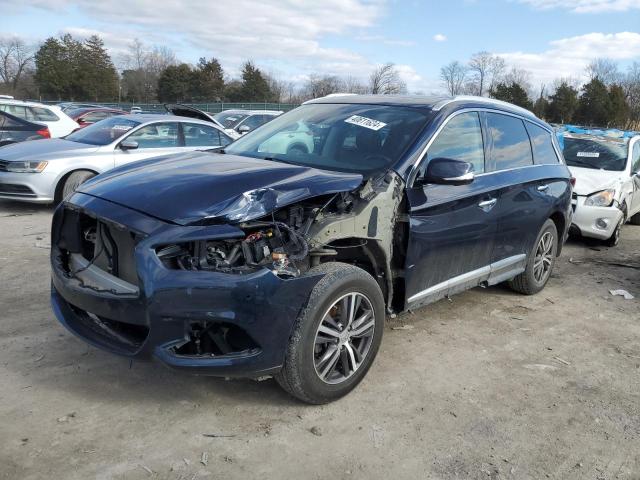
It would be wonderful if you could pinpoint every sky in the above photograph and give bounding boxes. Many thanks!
[1,0,639,94]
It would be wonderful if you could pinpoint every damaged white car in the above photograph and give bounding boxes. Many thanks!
[561,129,640,246]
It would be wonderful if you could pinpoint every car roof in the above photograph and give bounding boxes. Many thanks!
[0,98,54,108]
[124,113,224,127]
[305,94,538,119]
[215,109,282,115]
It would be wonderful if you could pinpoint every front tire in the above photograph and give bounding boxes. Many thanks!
[59,170,96,203]
[276,262,385,404]
[509,219,558,295]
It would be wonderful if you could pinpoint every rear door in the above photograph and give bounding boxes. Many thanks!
[404,110,501,307]
[486,113,561,274]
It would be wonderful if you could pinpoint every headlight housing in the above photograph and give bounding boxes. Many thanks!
[5,161,48,173]
[584,189,615,207]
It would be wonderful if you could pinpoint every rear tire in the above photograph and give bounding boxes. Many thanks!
[59,170,96,203]
[509,219,558,295]
[276,262,385,404]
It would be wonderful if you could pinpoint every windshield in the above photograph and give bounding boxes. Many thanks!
[563,136,628,171]
[225,103,430,175]
[213,111,249,129]
[65,117,141,145]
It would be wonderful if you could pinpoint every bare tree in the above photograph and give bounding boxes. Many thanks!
[440,61,467,96]
[586,58,620,85]
[0,37,35,94]
[622,61,640,129]
[303,74,344,99]
[502,66,533,93]
[343,75,367,94]
[120,39,177,103]
[369,63,406,95]
[467,51,505,96]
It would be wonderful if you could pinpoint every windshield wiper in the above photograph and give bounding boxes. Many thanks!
[262,156,294,165]
[568,159,599,169]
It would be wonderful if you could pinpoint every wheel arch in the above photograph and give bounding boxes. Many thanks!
[54,167,100,203]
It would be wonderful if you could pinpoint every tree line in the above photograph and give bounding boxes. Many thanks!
[0,34,407,105]
[440,53,640,129]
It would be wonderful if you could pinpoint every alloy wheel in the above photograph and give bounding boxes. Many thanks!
[533,231,554,283]
[313,292,376,385]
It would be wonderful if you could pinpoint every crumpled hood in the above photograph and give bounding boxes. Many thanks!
[77,152,363,225]
[568,166,625,196]
[0,138,99,160]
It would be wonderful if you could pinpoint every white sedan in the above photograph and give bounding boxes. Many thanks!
[563,130,640,246]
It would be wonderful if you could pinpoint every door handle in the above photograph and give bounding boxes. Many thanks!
[478,198,497,209]
[537,184,549,192]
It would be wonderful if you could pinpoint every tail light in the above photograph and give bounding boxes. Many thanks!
[37,128,51,139]
[570,177,576,188]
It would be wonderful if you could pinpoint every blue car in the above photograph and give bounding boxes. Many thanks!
[50,95,572,404]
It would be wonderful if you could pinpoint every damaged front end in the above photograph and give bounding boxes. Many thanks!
[155,170,407,311]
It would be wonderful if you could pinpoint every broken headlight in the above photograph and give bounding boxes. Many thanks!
[584,189,615,207]
[155,222,308,276]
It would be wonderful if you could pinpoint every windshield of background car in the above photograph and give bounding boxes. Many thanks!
[225,103,430,175]
[64,117,141,145]
[562,136,628,171]
[213,111,250,128]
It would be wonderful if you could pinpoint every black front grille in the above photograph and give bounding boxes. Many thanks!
[0,182,35,196]
[0,160,8,172]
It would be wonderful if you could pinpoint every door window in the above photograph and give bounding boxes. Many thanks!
[29,107,59,122]
[125,122,180,148]
[0,104,27,120]
[632,142,640,174]
[487,113,533,170]
[239,115,266,132]
[525,122,559,165]
[426,112,485,174]
[183,123,222,147]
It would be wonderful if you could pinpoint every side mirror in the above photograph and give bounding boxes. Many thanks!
[237,125,251,134]
[119,140,139,150]
[420,157,475,186]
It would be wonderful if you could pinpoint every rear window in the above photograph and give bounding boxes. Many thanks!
[562,136,628,171]
[30,107,59,122]
[525,122,558,165]
[487,113,533,171]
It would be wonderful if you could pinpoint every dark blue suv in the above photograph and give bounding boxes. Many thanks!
[50,95,572,404]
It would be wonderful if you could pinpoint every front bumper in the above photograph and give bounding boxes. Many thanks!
[570,195,623,240]
[0,170,57,203]
[50,194,321,377]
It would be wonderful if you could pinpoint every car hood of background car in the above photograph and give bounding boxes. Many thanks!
[0,138,100,160]
[76,152,364,225]
[569,166,626,196]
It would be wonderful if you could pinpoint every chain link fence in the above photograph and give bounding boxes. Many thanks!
[48,102,300,113]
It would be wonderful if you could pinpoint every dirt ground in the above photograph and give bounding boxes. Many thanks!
[0,199,638,480]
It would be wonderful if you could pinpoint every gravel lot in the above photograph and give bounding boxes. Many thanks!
[1,199,639,480]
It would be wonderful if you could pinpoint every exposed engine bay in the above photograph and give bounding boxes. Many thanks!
[155,171,406,310]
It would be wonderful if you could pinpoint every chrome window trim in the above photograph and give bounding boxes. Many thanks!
[432,96,536,119]
[409,107,558,188]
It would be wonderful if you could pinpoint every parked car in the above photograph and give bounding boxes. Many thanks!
[58,102,105,113]
[0,94,15,100]
[130,106,142,114]
[0,110,50,146]
[165,104,282,139]
[0,114,234,203]
[0,99,78,137]
[559,126,640,246]
[50,95,572,404]
[66,107,128,129]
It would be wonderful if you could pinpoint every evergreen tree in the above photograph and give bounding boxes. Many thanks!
[157,64,194,102]
[608,84,629,129]
[240,61,272,101]
[193,57,224,101]
[575,78,611,126]
[533,96,549,120]
[489,82,533,110]
[80,35,118,101]
[34,37,68,100]
[547,82,578,124]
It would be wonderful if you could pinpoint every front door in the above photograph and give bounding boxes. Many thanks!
[630,142,640,217]
[404,111,500,308]
[114,121,182,167]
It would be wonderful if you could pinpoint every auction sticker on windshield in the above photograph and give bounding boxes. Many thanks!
[576,152,600,158]
[345,115,387,131]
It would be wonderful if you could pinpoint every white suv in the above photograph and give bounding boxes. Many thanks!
[0,100,78,138]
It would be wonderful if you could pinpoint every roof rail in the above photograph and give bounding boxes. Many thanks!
[433,95,535,117]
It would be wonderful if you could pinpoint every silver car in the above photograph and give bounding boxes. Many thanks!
[0,114,234,203]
